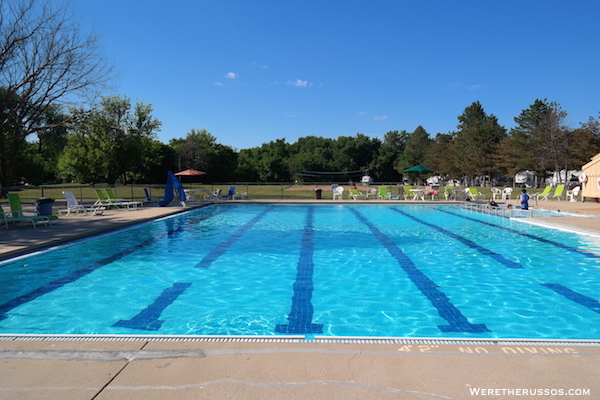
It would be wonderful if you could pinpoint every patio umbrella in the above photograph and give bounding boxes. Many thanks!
[175,169,206,188]
[403,165,434,173]
[175,169,206,176]
[403,165,434,185]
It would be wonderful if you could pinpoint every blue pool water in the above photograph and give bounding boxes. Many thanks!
[1,204,599,339]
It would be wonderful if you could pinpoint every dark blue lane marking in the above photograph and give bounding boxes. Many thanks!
[542,284,600,314]
[195,206,274,268]
[0,236,158,321]
[113,282,192,331]
[438,209,600,260]
[350,209,489,333]
[392,208,522,269]
[276,207,323,334]
[0,207,225,320]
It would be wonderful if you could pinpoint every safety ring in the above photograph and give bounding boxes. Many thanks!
[579,173,587,183]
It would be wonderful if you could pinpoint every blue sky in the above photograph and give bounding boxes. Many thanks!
[71,0,600,150]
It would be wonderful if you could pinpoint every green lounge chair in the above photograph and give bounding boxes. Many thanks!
[348,189,364,200]
[1,203,48,229]
[93,189,112,207]
[378,186,399,200]
[534,185,552,201]
[6,193,58,224]
[104,189,143,209]
[402,185,414,199]
[551,184,565,201]
[443,186,454,200]
[467,187,483,200]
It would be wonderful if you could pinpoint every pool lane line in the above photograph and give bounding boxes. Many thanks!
[0,235,160,321]
[276,207,324,334]
[194,206,275,268]
[541,284,600,314]
[349,208,490,333]
[112,282,193,331]
[392,208,522,269]
[437,209,600,260]
[0,208,229,321]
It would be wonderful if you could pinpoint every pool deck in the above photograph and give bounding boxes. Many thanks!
[1,199,600,399]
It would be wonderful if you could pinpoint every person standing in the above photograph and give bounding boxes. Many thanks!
[520,189,530,210]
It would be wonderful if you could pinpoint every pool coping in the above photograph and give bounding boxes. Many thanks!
[2,334,600,347]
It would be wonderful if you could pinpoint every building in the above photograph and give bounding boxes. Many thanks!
[581,153,600,201]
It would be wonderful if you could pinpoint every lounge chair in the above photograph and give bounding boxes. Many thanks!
[378,186,399,200]
[551,184,565,201]
[143,188,161,204]
[443,186,454,200]
[466,187,483,200]
[221,186,237,200]
[233,190,249,200]
[95,189,141,209]
[59,191,105,216]
[1,203,48,229]
[533,185,552,201]
[402,186,414,200]
[348,189,364,200]
[333,186,344,200]
[6,193,58,224]
[105,189,143,209]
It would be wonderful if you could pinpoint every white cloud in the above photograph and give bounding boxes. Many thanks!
[446,82,463,89]
[374,115,388,121]
[213,82,224,86]
[286,79,311,87]
[469,84,484,90]
[357,112,366,116]
[225,72,238,79]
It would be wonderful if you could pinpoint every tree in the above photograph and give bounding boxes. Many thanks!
[170,129,238,182]
[396,126,432,172]
[511,99,570,181]
[238,139,291,182]
[0,0,113,188]
[424,133,458,179]
[59,96,161,183]
[373,130,408,181]
[452,102,506,185]
[569,116,600,169]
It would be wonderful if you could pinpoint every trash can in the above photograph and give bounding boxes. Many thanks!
[35,197,55,216]
[314,188,322,199]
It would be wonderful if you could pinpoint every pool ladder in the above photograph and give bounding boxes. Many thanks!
[198,189,219,205]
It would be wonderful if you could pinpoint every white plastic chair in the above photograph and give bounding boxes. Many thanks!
[333,186,344,200]
[567,186,581,202]
[501,188,513,200]
[491,187,501,200]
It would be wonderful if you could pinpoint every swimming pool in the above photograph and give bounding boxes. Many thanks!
[1,204,599,339]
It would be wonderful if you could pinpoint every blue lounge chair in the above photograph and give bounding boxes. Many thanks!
[221,186,237,200]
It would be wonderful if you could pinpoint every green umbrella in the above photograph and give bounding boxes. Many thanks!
[403,165,434,173]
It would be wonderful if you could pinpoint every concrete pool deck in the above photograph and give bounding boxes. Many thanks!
[1,199,600,399]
